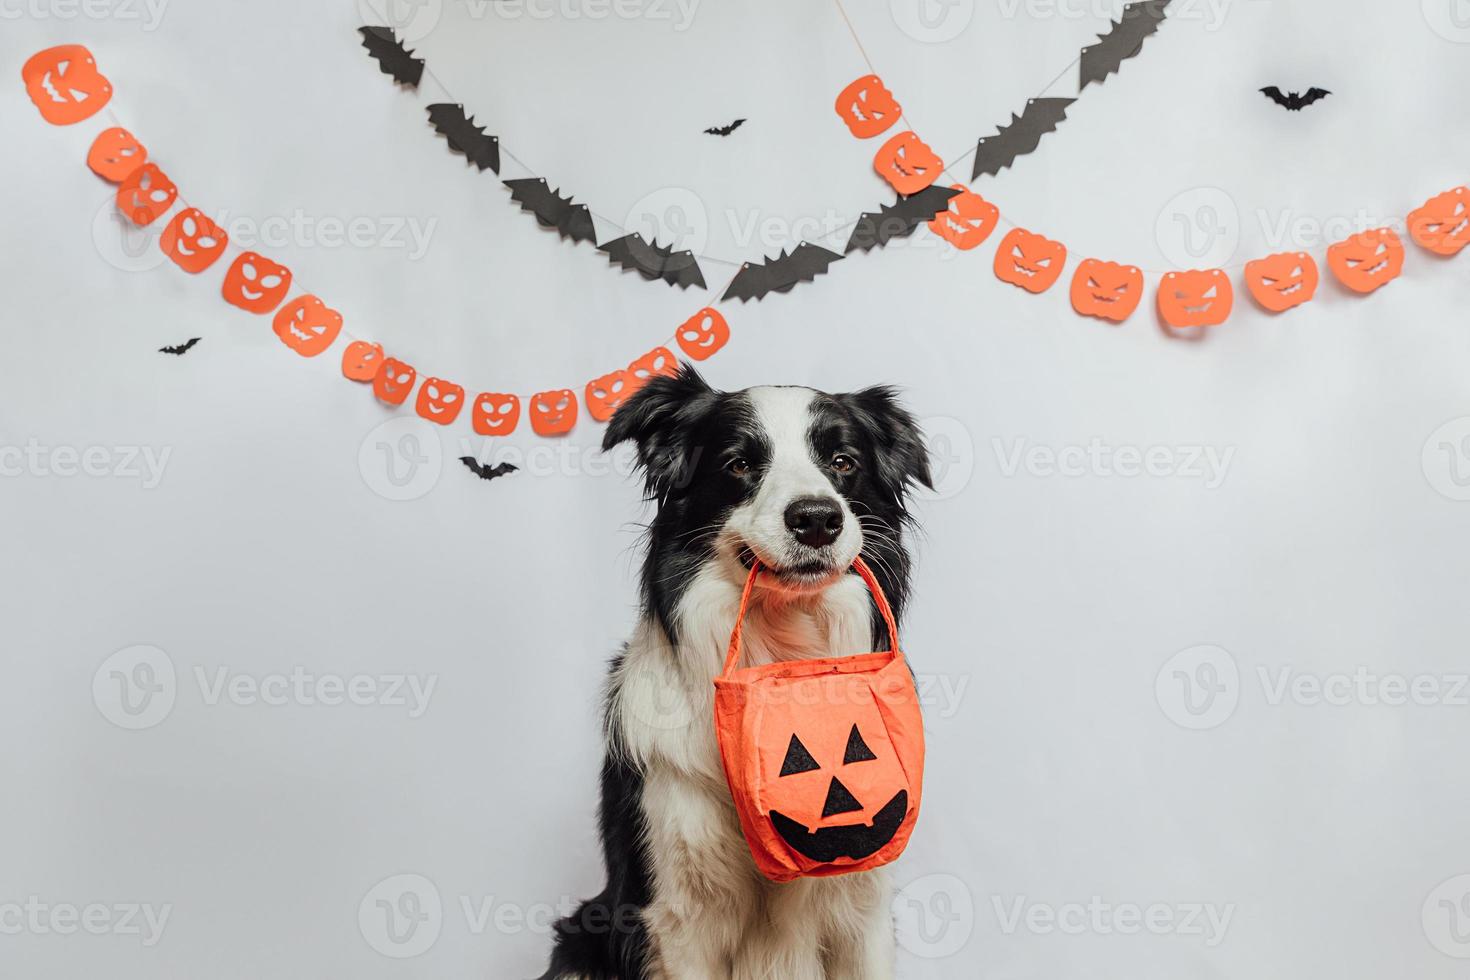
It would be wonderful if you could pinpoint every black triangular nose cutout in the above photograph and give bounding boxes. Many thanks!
[843,724,877,765]
[779,734,820,777]
[821,777,864,818]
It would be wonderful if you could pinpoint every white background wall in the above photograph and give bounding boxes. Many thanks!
[3,1,1470,977]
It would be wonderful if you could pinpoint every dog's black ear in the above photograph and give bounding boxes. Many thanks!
[840,385,933,499]
[603,363,719,502]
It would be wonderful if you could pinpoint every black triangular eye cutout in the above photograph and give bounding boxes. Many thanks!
[779,734,820,777]
[843,724,878,765]
[821,777,864,818]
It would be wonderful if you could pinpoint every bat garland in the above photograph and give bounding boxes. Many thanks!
[1079,0,1172,89]
[846,185,962,253]
[159,337,200,355]
[704,119,746,136]
[427,104,500,173]
[358,27,424,88]
[503,178,597,244]
[599,234,706,289]
[1260,87,1331,111]
[971,99,1075,180]
[460,458,519,482]
[722,244,845,302]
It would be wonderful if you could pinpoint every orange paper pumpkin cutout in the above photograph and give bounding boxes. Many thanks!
[342,341,384,382]
[676,307,730,361]
[928,184,998,251]
[993,228,1066,293]
[373,358,417,406]
[1407,187,1470,257]
[1326,228,1404,294]
[115,164,178,226]
[530,389,578,436]
[628,346,679,384]
[160,208,228,274]
[272,295,342,357]
[87,127,147,183]
[222,252,292,314]
[473,392,521,436]
[1069,260,1143,321]
[1158,269,1233,327]
[714,557,923,882]
[416,377,465,425]
[585,370,637,423]
[22,45,112,125]
[873,131,942,196]
[1243,251,1318,313]
[835,74,901,139]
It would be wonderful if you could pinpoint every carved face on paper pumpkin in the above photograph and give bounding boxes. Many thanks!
[585,370,637,423]
[873,131,942,196]
[341,341,384,381]
[1407,187,1469,257]
[834,74,901,139]
[927,184,998,251]
[1326,228,1404,294]
[1069,260,1143,321]
[676,308,729,361]
[373,358,417,406]
[1243,251,1318,313]
[272,295,342,357]
[22,45,112,125]
[415,377,464,425]
[628,346,679,384]
[87,127,147,183]
[530,388,578,436]
[222,252,292,313]
[473,393,521,436]
[115,164,178,227]
[994,228,1067,294]
[1157,269,1233,327]
[161,208,229,274]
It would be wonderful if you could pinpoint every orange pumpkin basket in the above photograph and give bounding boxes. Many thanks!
[714,556,925,882]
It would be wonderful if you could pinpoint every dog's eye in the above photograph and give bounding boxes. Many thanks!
[726,457,751,476]
[831,453,857,474]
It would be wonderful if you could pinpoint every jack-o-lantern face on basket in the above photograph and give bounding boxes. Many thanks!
[585,369,637,423]
[115,163,177,226]
[873,131,942,196]
[373,358,417,406]
[1407,187,1470,257]
[341,341,384,381]
[1069,259,1143,321]
[1326,228,1404,293]
[834,74,901,139]
[87,127,147,183]
[22,45,112,125]
[473,392,521,436]
[222,252,292,313]
[1243,251,1318,313]
[993,228,1066,293]
[161,208,229,274]
[415,377,464,425]
[675,307,729,361]
[271,295,342,357]
[530,388,578,436]
[762,691,917,870]
[1157,269,1233,327]
[928,184,998,251]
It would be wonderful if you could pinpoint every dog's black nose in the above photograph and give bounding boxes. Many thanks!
[784,497,843,548]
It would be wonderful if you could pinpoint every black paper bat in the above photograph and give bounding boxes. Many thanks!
[721,243,844,302]
[704,118,746,136]
[503,178,597,244]
[1260,86,1331,111]
[1079,0,1171,89]
[427,104,500,173]
[598,233,706,289]
[358,26,424,88]
[845,185,962,253]
[971,98,1075,180]
[460,457,519,482]
[159,338,200,355]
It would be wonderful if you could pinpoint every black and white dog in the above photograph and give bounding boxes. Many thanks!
[540,365,931,980]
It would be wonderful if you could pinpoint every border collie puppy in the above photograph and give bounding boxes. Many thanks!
[540,365,931,980]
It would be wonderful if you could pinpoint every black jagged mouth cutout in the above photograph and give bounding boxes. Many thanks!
[770,789,908,863]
